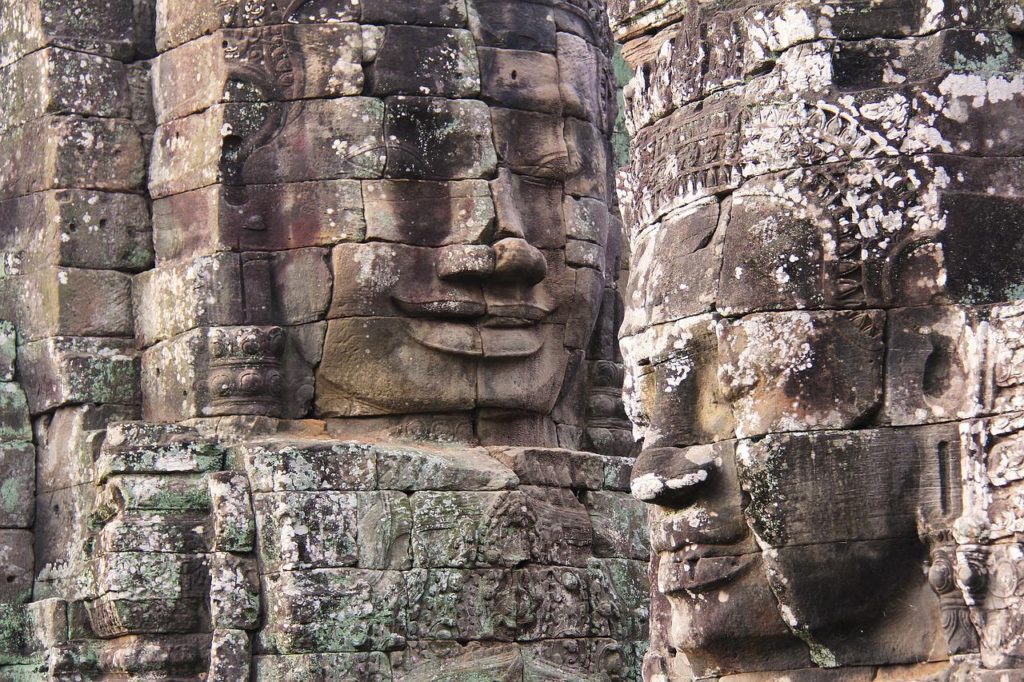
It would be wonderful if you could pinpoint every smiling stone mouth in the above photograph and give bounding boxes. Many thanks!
[658,548,757,595]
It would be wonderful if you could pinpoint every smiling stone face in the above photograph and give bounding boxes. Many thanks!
[611,0,1024,677]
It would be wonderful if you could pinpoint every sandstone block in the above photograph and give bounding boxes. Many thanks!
[490,168,566,248]
[150,98,385,199]
[478,47,561,113]
[357,491,412,570]
[104,474,211,513]
[718,310,885,438]
[152,180,364,261]
[0,0,135,68]
[153,24,364,123]
[363,179,494,246]
[97,513,210,555]
[385,96,497,180]
[563,195,610,246]
[262,568,406,653]
[97,422,225,481]
[16,267,133,342]
[0,116,144,201]
[515,566,591,640]
[467,0,557,52]
[269,248,332,325]
[17,337,140,414]
[0,383,30,444]
[564,117,610,200]
[155,0,360,52]
[582,490,648,560]
[0,441,34,529]
[208,471,255,552]
[490,108,568,179]
[317,317,478,416]
[621,201,721,334]
[0,190,152,272]
[254,490,358,571]
[375,443,518,491]
[0,48,129,135]
[488,446,603,489]
[0,324,12,382]
[410,490,532,568]
[405,568,515,641]
[587,558,650,641]
[0,530,33,603]
[141,326,286,421]
[36,405,138,492]
[209,629,251,682]
[556,32,601,123]
[369,26,479,97]
[253,651,390,681]
[362,0,468,26]
[209,555,259,630]
[239,440,377,493]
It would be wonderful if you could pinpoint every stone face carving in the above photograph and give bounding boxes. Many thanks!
[0,0,647,679]
[611,0,1024,679]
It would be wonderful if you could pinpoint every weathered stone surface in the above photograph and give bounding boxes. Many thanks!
[209,628,251,682]
[385,96,497,180]
[16,267,133,342]
[488,446,603,489]
[254,490,358,571]
[208,471,255,552]
[0,441,34,529]
[240,440,377,493]
[490,108,568,179]
[0,531,33,603]
[0,48,130,134]
[369,26,479,98]
[478,47,561,114]
[0,0,136,68]
[0,116,144,201]
[209,554,259,629]
[0,322,13,381]
[253,651,391,681]
[583,491,648,560]
[0,190,152,272]
[467,0,557,52]
[405,568,515,641]
[153,24,364,123]
[357,491,412,570]
[150,98,385,198]
[17,337,140,413]
[152,180,364,261]
[363,179,494,246]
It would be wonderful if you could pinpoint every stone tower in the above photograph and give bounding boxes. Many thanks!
[0,0,648,678]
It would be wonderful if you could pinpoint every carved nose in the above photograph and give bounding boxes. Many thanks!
[491,237,546,285]
[631,446,717,505]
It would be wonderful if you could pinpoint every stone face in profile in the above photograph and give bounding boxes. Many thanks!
[611,0,1024,678]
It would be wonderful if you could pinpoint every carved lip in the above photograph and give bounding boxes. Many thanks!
[405,320,546,358]
[393,298,486,319]
[659,547,756,595]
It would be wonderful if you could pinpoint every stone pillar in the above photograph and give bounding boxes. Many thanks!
[611,0,1024,679]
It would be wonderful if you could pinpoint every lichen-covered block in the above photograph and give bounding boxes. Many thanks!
[16,267,133,342]
[253,490,358,571]
[0,441,34,529]
[587,558,649,640]
[133,254,246,348]
[404,568,516,641]
[410,490,531,568]
[488,446,604,489]
[0,48,130,135]
[17,337,140,414]
[514,566,591,640]
[152,180,365,262]
[98,422,225,481]
[582,490,647,560]
[0,190,152,272]
[262,568,406,653]
[384,96,497,180]
[0,116,144,201]
[253,651,391,681]
[36,404,138,492]
[357,491,412,570]
[97,513,210,555]
[0,323,13,381]
[375,443,518,491]
[152,23,364,124]
[208,472,254,553]
[209,628,251,682]
[209,554,259,630]
[368,26,479,98]
[103,474,211,513]
[0,383,30,444]
[239,440,377,493]
[0,0,136,68]
[149,99,385,199]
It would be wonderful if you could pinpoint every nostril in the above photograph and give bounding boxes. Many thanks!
[491,237,546,285]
